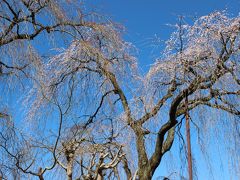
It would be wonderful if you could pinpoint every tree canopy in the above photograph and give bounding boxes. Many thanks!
[0,1,239,180]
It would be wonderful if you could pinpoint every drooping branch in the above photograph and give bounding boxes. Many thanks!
[137,79,178,125]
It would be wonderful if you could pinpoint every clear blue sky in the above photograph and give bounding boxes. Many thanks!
[91,0,240,70]
[88,1,240,179]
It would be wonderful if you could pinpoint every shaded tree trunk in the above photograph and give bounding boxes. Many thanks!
[138,168,153,180]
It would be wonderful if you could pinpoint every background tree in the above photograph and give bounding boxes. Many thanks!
[0,0,130,179]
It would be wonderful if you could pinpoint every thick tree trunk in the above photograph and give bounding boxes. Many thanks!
[138,168,152,180]
[134,128,157,180]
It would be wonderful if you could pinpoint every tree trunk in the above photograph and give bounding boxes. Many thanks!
[138,168,152,180]
[66,156,74,180]
[67,164,73,180]
[38,168,44,180]
[96,173,103,180]
[39,175,44,180]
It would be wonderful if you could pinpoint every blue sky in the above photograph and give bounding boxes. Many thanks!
[88,1,240,179]
[91,0,240,69]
